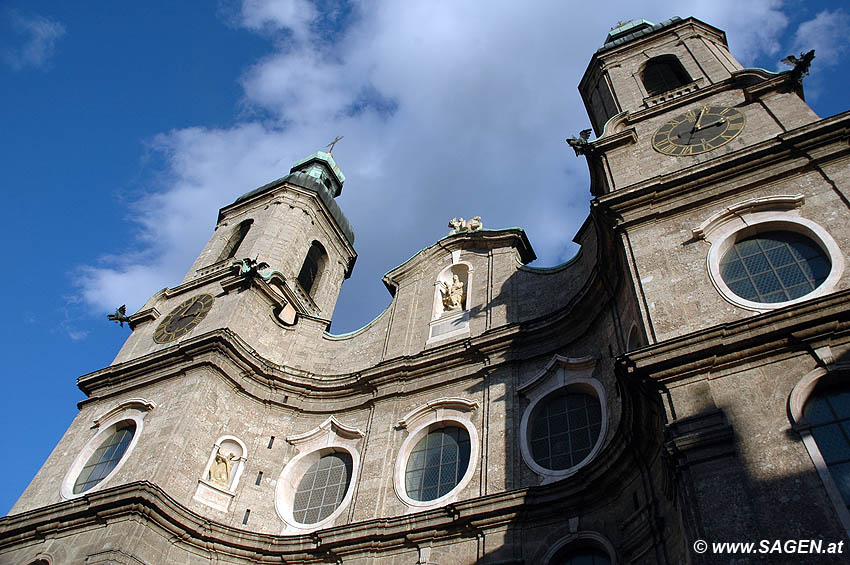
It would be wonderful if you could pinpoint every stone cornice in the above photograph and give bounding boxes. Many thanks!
[620,289,850,385]
[382,228,535,292]
[593,110,850,227]
[76,236,617,410]
[1,371,663,562]
[581,17,728,90]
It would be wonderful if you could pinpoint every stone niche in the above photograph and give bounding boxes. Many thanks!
[428,261,473,344]
[193,436,248,512]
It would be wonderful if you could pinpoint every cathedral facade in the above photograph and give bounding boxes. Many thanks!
[3,16,850,564]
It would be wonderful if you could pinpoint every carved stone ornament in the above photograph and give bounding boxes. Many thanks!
[209,452,236,487]
[448,216,483,234]
[439,275,465,311]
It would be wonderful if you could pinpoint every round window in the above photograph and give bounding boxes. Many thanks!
[292,451,353,524]
[529,391,602,471]
[719,230,830,304]
[73,421,136,494]
[404,426,471,502]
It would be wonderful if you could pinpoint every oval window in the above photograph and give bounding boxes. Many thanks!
[719,230,830,304]
[73,421,136,494]
[404,426,471,502]
[529,391,602,471]
[292,451,353,524]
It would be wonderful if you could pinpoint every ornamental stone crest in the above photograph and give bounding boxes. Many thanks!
[448,216,483,234]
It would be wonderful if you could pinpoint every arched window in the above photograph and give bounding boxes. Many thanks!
[627,324,643,351]
[790,365,850,534]
[541,534,616,565]
[297,241,328,295]
[642,55,691,96]
[803,380,850,512]
[217,219,253,262]
[548,545,612,565]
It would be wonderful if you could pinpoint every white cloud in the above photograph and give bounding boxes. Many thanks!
[241,0,318,34]
[790,9,850,68]
[75,1,797,332]
[3,11,65,71]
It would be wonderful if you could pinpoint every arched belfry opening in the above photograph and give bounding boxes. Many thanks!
[298,241,328,296]
[217,219,253,262]
[641,55,691,96]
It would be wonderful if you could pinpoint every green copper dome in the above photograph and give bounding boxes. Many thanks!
[232,151,354,245]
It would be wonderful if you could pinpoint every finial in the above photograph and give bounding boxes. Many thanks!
[610,20,628,31]
[326,135,344,154]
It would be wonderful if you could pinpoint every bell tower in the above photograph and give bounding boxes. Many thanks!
[583,17,849,345]
[579,17,820,196]
[111,151,357,366]
[184,150,355,315]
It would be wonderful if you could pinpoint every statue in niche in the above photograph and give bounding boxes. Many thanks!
[439,275,465,312]
[209,451,237,488]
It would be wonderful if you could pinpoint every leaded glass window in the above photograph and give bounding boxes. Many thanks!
[292,452,352,524]
[405,426,471,502]
[530,391,602,470]
[548,546,611,565]
[804,384,850,510]
[73,422,136,494]
[719,231,830,303]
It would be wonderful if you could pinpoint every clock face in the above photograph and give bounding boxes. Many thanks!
[652,105,745,156]
[153,293,215,343]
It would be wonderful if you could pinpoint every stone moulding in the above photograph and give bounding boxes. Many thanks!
[623,288,850,385]
[595,111,850,225]
[286,416,365,446]
[63,401,153,501]
[396,397,479,430]
[517,355,597,394]
[690,194,805,240]
[93,398,156,427]
[392,402,480,512]
[692,193,844,312]
[517,355,607,484]
[277,417,363,534]
[75,230,615,411]
[0,478,598,562]
[126,307,159,330]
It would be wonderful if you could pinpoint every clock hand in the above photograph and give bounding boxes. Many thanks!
[693,106,707,132]
[699,117,726,130]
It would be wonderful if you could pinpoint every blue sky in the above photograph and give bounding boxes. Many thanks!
[2,1,849,516]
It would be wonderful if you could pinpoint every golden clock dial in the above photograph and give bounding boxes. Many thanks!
[153,293,215,343]
[652,105,745,156]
